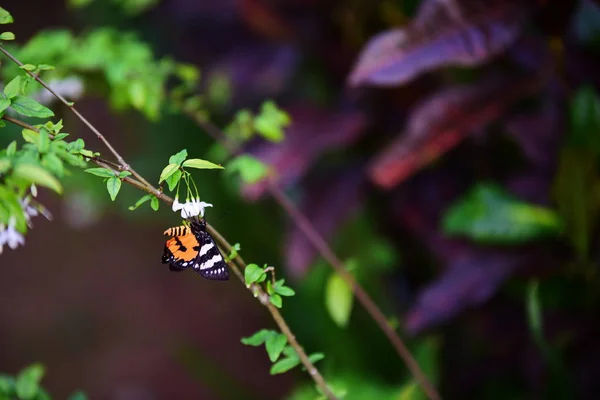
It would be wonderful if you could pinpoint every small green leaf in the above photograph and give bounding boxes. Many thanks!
[128,80,146,109]
[244,263,266,285]
[165,169,182,191]
[37,130,50,153]
[274,280,296,297]
[53,133,69,140]
[325,272,354,328]
[270,355,300,375]
[22,129,39,144]
[308,353,325,364]
[182,158,224,169]
[11,96,54,118]
[265,333,287,362]
[527,280,543,341]
[68,391,88,400]
[19,64,36,71]
[42,153,64,177]
[118,171,132,178]
[269,294,283,308]
[0,7,14,24]
[150,196,159,211]
[0,158,11,173]
[37,64,55,71]
[15,363,45,400]
[6,141,16,156]
[14,164,62,194]
[266,280,275,295]
[227,243,241,261]
[0,31,15,40]
[169,149,188,165]
[129,194,152,211]
[227,154,269,184]
[241,329,274,347]
[106,177,121,201]
[159,163,180,183]
[0,98,10,113]
[253,100,290,142]
[3,76,20,98]
[84,168,116,178]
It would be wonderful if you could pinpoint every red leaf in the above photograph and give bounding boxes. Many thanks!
[368,74,541,189]
[241,104,366,200]
[348,0,533,87]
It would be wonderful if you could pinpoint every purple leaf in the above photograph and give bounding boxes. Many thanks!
[369,73,541,189]
[348,0,533,87]
[241,104,366,200]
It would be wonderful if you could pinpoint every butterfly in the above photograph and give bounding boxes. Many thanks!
[161,217,229,280]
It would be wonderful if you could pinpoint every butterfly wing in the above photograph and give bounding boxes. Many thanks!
[162,232,201,271]
[193,230,229,280]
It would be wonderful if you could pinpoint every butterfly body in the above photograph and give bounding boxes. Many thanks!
[162,218,229,280]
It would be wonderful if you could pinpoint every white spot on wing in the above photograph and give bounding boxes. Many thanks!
[199,242,214,257]
[200,254,223,270]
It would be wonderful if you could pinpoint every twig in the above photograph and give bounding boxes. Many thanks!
[1,114,337,400]
[186,112,441,400]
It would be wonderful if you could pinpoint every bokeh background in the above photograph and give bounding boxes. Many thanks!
[2,0,600,399]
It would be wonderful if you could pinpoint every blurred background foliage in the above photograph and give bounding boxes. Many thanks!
[1,0,600,399]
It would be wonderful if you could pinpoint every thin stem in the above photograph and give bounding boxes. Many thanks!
[1,113,337,400]
[184,112,441,400]
[0,44,155,193]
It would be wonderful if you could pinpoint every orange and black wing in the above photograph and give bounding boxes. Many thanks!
[162,226,201,271]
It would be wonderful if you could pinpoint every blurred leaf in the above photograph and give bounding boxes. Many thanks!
[182,158,224,169]
[22,129,39,144]
[10,96,54,118]
[253,100,290,142]
[274,279,295,296]
[569,86,600,152]
[0,374,14,394]
[0,32,15,40]
[527,280,542,340]
[241,329,275,347]
[244,263,267,285]
[19,64,36,71]
[443,183,562,244]
[14,164,62,194]
[106,177,121,201]
[67,391,88,400]
[128,194,152,211]
[165,169,182,191]
[265,333,287,362]
[325,272,354,328]
[3,76,21,98]
[227,155,269,184]
[42,153,64,177]
[150,196,159,211]
[85,167,115,178]
[573,0,600,49]
[270,354,300,375]
[0,98,10,114]
[15,364,44,400]
[6,141,16,157]
[348,0,531,86]
[37,130,50,153]
[269,294,282,308]
[307,353,325,365]
[159,163,180,183]
[0,7,13,24]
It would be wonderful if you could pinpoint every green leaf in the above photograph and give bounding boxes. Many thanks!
[169,149,188,165]
[53,133,69,140]
[129,194,152,210]
[19,64,36,71]
[0,374,15,394]
[128,80,147,109]
[227,155,269,184]
[14,164,62,194]
[325,272,354,328]
[227,243,241,261]
[527,280,542,341]
[274,279,295,297]
[85,168,116,178]
[118,171,132,178]
[68,391,88,400]
[159,163,180,183]
[240,329,274,347]
[0,158,10,174]
[151,196,159,211]
[106,177,121,201]
[3,76,21,98]
[182,158,224,170]
[266,279,275,295]
[0,7,14,24]
[443,183,563,244]
[11,96,54,118]
[42,153,64,177]
[244,263,266,285]
[37,64,55,71]
[15,363,45,400]
[270,355,300,375]
[6,141,16,156]
[0,31,15,40]
[308,353,325,364]
[269,294,283,308]
[165,169,182,191]
[0,98,10,113]
[22,129,39,144]
[253,100,290,142]
[37,130,50,153]
[265,333,287,362]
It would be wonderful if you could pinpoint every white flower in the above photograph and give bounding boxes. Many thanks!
[20,196,52,227]
[171,196,213,218]
[0,217,25,255]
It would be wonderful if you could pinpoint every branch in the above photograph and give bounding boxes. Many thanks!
[186,112,441,400]
[0,114,338,400]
